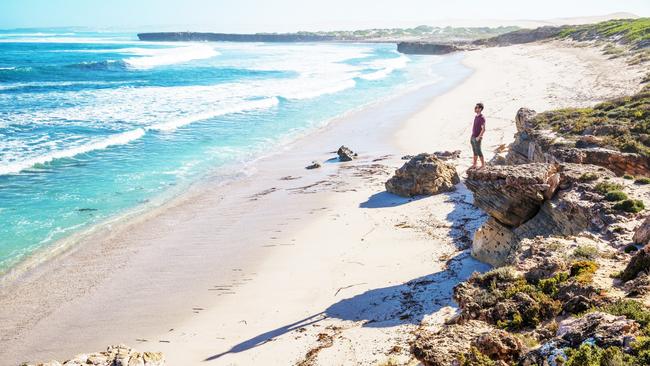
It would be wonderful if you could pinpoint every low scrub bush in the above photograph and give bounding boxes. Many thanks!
[613,199,645,213]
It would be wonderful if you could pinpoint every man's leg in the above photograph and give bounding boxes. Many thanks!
[470,138,478,168]
[477,139,485,168]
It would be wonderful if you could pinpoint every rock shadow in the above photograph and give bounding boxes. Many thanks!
[359,191,426,208]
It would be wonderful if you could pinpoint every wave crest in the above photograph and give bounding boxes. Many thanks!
[0,129,146,176]
[149,97,279,132]
[124,45,219,69]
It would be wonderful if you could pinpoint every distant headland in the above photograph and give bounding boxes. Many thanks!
[137,25,519,44]
[137,32,337,42]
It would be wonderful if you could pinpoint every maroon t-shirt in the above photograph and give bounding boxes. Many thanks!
[472,114,485,137]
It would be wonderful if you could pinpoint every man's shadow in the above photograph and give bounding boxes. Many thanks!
[205,184,488,362]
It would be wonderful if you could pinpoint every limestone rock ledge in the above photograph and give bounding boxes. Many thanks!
[465,163,560,227]
[466,163,621,266]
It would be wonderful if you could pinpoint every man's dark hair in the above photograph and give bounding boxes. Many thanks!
[476,102,484,111]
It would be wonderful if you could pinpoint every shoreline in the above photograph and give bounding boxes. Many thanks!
[1,41,646,365]
[0,52,467,286]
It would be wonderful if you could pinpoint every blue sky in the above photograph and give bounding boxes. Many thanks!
[1,0,649,31]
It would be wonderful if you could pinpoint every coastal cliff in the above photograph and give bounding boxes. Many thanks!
[396,42,464,55]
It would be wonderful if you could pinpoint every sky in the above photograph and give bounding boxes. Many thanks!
[1,0,649,32]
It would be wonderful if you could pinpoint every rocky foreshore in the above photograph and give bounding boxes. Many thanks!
[410,90,649,364]
[20,345,164,366]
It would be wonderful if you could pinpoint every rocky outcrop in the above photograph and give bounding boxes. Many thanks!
[621,245,650,282]
[505,108,650,176]
[385,153,460,197]
[472,330,526,363]
[465,163,560,227]
[396,42,462,55]
[633,216,650,245]
[22,345,164,366]
[471,218,518,266]
[411,320,493,366]
[519,312,641,365]
[557,312,639,348]
[305,161,321,169]
[433,150,461,160]
[466,163,619,266]
[337,145,357,162]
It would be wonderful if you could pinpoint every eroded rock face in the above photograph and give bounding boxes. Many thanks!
[557,312,639,348]
[337,145,356,162]
[633,216,650,245]
[466,163,560,227]
[385,153,460,197]
[22,345,164,366]
[411,320,493,366]
[472,218,518,267]
[621,245,650,282]
[468,163,618,266]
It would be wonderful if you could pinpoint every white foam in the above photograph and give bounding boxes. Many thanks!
[148,97,279,132]
[0,129,145,175]
[280,79,356,100]
[0,80,142,91]
[0,32,76,37]
[359,54,410,81]
[124,44,219,69]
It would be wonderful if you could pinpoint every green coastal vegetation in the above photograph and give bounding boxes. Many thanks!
[290,25,520,41]
[529,84,650,157]
[558,18,650,47]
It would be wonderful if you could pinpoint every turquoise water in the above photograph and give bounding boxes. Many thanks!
[0,29,467,273]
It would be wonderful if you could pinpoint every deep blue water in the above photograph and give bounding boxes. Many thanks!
[0,29,466,272]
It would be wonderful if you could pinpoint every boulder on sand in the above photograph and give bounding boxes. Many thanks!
[337,145,357,162]
[385,153,460,197]
[305,161,321,170]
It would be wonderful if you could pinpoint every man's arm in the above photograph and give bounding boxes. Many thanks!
[477,121,486,140]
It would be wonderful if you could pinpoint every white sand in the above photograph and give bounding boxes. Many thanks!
[0,41,645,365]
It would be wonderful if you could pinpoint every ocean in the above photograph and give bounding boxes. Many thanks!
[0,29,468,274]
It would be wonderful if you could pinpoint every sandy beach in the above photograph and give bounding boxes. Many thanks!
[1,40,646,365]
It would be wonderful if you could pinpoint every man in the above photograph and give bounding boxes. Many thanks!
[470,102,486,169]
